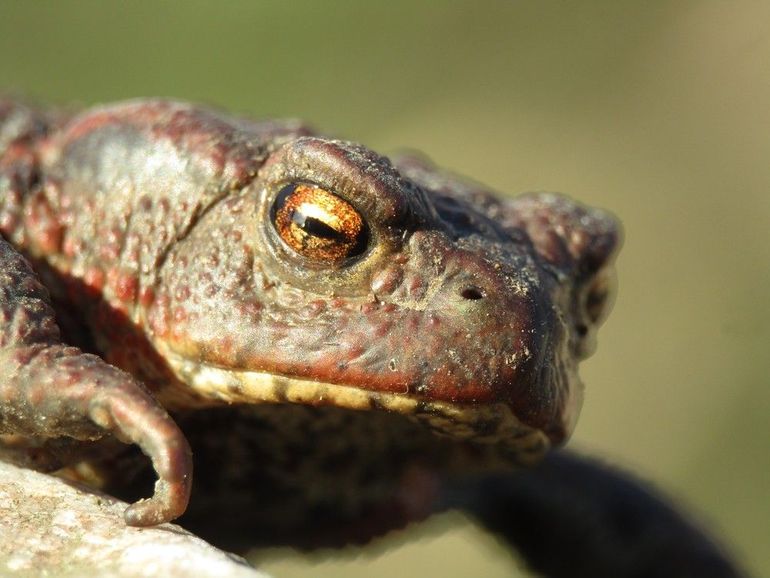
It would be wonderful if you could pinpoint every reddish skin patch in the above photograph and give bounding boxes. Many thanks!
[139,286,155,308]
[109,269,140,304]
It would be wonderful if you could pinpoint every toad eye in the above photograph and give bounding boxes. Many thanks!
[271,183,368,263]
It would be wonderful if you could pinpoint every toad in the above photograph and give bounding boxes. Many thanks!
[0,98,619,528]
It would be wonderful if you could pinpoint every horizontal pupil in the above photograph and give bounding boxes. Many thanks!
[291,211,345,241]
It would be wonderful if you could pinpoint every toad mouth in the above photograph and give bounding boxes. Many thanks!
[158,347,550,464]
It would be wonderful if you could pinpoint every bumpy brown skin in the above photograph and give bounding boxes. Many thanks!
[0,98,619,526]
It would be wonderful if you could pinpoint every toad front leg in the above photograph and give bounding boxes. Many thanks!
[0,237,192,526]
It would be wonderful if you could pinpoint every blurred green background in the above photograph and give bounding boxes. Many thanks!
[2,2,768,576]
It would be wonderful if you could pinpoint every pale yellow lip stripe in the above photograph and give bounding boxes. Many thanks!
[157,344,550,464]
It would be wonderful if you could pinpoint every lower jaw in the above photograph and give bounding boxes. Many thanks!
[157,346,551,464]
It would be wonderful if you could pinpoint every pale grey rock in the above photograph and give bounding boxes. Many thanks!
[0,461,271,578]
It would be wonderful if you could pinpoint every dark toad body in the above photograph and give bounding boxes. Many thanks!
[0,98,619,527]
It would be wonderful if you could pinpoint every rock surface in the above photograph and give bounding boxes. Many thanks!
[0,461,270,578]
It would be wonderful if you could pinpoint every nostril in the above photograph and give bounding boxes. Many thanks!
[460,286,485,301]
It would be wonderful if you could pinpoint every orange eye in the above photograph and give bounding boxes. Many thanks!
[271,183,368,263]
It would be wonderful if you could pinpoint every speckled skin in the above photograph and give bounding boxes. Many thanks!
[0,98,619,527]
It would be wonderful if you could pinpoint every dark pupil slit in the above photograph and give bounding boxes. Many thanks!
[291,210,345,241]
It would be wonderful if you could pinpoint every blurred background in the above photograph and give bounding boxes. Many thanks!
[1,2,768,576]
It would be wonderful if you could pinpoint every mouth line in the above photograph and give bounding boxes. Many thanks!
[158,347,550,463]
